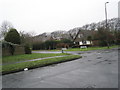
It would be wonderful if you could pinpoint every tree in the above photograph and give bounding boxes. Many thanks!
[5,28,21,44]
[87,36,92,44]
[0,21,14,39]
[114,29,120,45]
[19,31,35,47]
[44,40,58,50]
[89,23,96,31]
[114,18,120,45]
[93,27,114,47]
[24,44,32,54]
[68,28,81,42]
[61,39,72,44]
[82,24,89,30]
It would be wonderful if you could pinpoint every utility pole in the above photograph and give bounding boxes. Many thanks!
[105,2,109,48]
[105,2,109,29]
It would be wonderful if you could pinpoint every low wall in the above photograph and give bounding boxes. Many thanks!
[2,45,25,56]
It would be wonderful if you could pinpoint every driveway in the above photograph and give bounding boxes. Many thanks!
[2,48,118,88]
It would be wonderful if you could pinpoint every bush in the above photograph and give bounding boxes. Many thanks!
[32,39,73,50]
[24,44,31,54]
[61,39,73,44]
[5,28,21,44]
[32,42,46,50]
[99,40,107,46]
[44,40,57,50]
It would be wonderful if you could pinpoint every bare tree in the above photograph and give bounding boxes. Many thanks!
[82,24,89,30]
[0,21,14,39]
[19,31,35,46]
[68,28,82,42]
[89,23,96,31]
[68,28,80,41]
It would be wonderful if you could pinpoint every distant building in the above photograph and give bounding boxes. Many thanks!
[118,1,120,18]
[73,30,96,47]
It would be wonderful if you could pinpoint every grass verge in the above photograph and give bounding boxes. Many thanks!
[2,55,81,75]
[32,45,118,52]
[2,53,70,64]
[65,45,118,51]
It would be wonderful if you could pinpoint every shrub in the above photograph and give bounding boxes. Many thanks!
[32,42,46,50]
[24,44,31,54]
[5,28,21,44]
[61,39,73,44]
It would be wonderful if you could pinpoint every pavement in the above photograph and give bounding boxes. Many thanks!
[2,48,119,88]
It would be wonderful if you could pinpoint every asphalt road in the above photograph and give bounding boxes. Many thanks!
[2,48,118,88]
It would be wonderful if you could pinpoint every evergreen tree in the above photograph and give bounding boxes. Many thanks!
[5,28,21,44]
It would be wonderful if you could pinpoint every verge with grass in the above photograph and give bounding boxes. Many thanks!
[33,45,118,52]
[2,55,81,75]
[65,45,118,51]
[2,53,70,64]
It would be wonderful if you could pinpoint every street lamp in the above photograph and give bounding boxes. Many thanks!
[105,2,109,29]
[105,2,110,48]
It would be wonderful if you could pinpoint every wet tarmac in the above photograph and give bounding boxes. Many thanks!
[2,48,119,88]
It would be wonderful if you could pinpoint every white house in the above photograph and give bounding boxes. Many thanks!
[73,30,96,46]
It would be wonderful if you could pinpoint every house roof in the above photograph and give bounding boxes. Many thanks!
[74,30,96,42]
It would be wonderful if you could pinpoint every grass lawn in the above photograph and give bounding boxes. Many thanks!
[2,55,81,75]
[32,49,60,51]
[65,45,118,51]
[2,53,70,64]
[32,45,118,52]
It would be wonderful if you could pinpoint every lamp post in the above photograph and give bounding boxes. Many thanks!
[105,2,109,48]
[105,2,109,29]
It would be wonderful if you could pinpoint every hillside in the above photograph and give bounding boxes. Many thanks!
[33,18,120,42]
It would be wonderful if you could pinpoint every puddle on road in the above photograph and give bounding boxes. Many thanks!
[78,51,92,54]
[86,52,92,54]
[94,59,108,65]
[105,51,110,53]
[108,62,112,64]
[80,62,84,63]
[93,59,117,65]
[104,59,108,61]
[97,53,101,54]
[88,60,92,62]
[83,56,87,57]
[97,57,102,59]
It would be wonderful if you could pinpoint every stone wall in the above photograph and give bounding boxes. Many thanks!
[2,47,11,56]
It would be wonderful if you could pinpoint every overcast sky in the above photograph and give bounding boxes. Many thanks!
[0,0,119,35]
